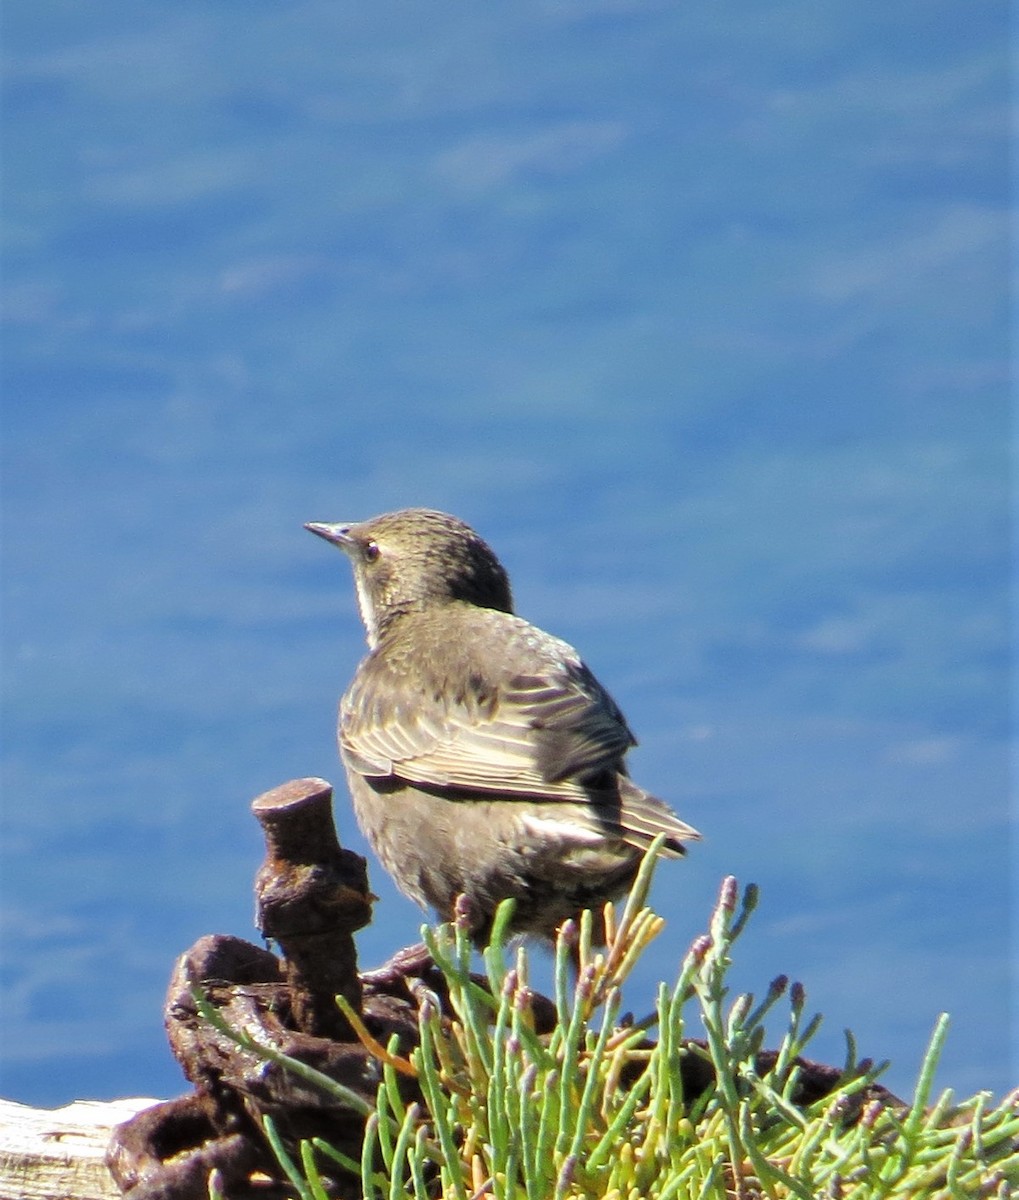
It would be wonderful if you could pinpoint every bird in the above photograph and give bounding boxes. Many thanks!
[305,507,699,947]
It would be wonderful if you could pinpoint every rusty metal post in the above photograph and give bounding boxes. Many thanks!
[252,777,373,1040]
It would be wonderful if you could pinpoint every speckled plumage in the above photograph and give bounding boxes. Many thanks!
[305,508,699,943]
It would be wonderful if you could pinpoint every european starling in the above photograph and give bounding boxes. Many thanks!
[305,508,699,944]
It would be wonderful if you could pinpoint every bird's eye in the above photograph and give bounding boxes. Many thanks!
[363,540,381,562]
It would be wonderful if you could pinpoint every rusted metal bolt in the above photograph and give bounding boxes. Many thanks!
[252,777,373,1039]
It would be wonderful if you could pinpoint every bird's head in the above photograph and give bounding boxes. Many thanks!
[305,508,514,645]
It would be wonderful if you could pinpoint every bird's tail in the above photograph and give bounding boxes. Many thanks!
[616,776,701,857]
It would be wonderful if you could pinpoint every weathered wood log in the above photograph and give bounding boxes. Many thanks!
[0,1097,160,1200]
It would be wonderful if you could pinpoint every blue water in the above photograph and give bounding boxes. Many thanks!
[1,2,1012,1107]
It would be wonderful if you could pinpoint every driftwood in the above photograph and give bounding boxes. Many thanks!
[0,1097,158,1200]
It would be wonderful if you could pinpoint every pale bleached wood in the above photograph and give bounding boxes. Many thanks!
[0,1097,160,1200]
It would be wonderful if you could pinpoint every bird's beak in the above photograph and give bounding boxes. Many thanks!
[304,521,355,550]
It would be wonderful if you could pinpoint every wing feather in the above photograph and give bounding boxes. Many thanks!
[339,618,636,802]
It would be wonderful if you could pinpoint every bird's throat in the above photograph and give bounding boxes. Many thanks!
[354,572,381,648]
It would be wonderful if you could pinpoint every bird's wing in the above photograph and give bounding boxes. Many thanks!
[340,655,636,800]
